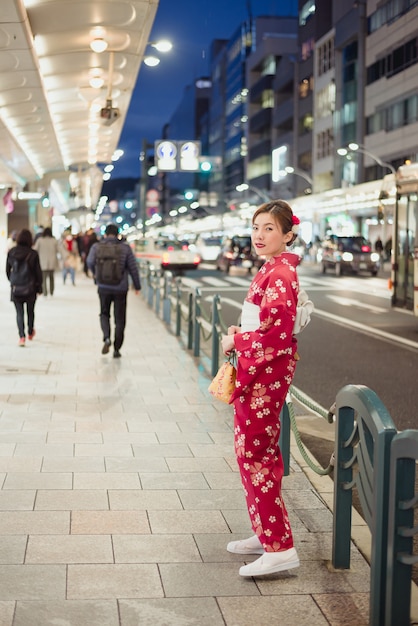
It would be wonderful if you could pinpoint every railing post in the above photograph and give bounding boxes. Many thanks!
[147,267,155,307]
[332,404,355,569]
[193,287,201,357]
[155,270,161,315]
[175,279,181,337]
[385,430,418,626]
[163,272,171,325]
[211,294,221,377]
[187,291,194,350]
[279,401,291,477]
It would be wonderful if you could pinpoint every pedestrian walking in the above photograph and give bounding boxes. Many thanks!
[59,231,78,286]
[34,227,59,296]
[86,223,141,358]
[221,199,301,577]
[6,229,43,346]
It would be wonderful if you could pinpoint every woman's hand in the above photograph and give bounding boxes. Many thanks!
[221,334,236,356]
[227,325,240,335]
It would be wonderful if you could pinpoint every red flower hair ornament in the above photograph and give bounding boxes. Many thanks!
[291,215,300,234]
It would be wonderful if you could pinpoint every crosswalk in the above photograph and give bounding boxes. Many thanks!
[181,271,391,300]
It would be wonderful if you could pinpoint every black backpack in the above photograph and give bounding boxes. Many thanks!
[10,252,35,297]
[95,243,123,285]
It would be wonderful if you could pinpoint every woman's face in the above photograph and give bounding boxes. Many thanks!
[251,212,293,259]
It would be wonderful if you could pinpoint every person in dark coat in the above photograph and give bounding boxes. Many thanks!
[6,229,43,346]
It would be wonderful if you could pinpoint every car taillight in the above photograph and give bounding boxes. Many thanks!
[226,252,234,259]
[193,255,200,265]
[182,245,188,251]
[167,246,174,251]
[162,253,170,265]
[361,245,371,252]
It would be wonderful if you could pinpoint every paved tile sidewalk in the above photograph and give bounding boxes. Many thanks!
[0,271,371,625]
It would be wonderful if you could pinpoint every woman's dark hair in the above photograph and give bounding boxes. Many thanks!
[16,229,33,248]
[252,199,297,246]
[43,227,53,237]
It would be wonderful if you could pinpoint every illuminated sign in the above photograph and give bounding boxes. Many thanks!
[155,141,177,171]
[154,140,201,172]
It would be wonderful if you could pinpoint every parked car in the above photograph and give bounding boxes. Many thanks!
[216,235,263,274]
[319,235,380,276]
[193,235,223,262]
[130,236,200,274]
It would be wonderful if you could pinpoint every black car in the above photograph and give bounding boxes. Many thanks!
[319,235,380,276]
[216,235,263,274]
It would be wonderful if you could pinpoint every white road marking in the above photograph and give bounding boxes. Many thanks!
[327,294,387,314]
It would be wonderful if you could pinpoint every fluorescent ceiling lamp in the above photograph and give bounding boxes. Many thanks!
[89,75,104,89]
[90,38,108,53]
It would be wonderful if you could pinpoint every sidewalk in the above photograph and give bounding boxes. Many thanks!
[0,270,371,626]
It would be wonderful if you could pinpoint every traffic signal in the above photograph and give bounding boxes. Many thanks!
[199,156,222,172]
[200,160,212,172]
[184,189,199,201]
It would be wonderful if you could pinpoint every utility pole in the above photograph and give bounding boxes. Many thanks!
[139,138,153,238]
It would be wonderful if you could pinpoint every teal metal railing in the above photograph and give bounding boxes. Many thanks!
[138,261,418,625]
[332,384,397,625]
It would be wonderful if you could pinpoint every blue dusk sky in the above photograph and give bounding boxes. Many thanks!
[112,0,298,178]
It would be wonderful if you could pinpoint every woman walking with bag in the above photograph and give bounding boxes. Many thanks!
[221,200,301,578]
[6,229,43,346]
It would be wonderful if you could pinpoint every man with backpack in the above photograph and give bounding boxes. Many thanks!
[87,224,141,358]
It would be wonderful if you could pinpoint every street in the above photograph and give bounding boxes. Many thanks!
[181,260,418,431]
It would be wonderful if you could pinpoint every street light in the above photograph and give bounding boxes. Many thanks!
[277,167,313,193]
[143,39,173,67]
[337,144,396,175]
[236,183,271,203]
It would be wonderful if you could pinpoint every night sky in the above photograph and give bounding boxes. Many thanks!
[112,0,298,179]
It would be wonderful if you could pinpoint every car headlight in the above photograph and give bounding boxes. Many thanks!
[342,252,353,262]
[371,252,380,262]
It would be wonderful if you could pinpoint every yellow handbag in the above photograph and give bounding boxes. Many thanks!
[208,352,236,404]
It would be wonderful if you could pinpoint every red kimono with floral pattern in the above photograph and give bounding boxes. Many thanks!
[231,252,300,552]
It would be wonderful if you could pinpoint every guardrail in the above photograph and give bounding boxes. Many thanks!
[138,262,418,625]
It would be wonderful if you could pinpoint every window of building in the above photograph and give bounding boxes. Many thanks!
[261,89,274,108]
[299,114,314,134]
[316,129,333,159]
[301,37,315,61]
[318,37,335,76]
[316,83,335,118]
[299,0,315,26]
[369,0,418,33]
[366,93,418,134]
[262,55,276,76]
[299,76,313,99]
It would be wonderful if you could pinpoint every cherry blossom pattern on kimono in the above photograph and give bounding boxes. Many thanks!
[231,252,300,402]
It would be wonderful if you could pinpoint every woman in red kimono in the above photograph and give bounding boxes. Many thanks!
[221,199,301,577]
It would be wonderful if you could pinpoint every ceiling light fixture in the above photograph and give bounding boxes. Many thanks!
[90,38,108,53]
[89,75,104,89]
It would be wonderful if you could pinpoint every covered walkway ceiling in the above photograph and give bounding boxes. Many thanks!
[0,0,159,212]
